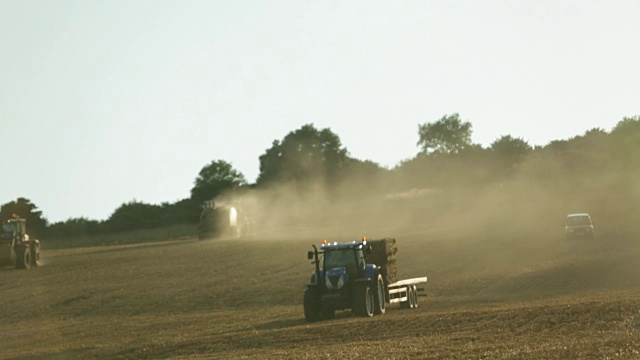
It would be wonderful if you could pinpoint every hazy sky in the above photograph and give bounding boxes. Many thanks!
[1,1,638,223]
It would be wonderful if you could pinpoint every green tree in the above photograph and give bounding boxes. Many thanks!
[256,124,349,186]
[490,135,531,156]
[417,113,473,155]
[611,115,640,138]
[490,135,532,172]
[346,158,387,178]
[190,160,246,205]
[610,116,640,169]
[48,217,104,238]
[161,198,200,224]
[0,197,48,237]
[106,200,164,232]
[337,158,391,194]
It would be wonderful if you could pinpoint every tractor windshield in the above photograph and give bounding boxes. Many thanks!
[2,222,17,239]
[323,248,365,273]
[2,222,17,233]
[324,249,356,270]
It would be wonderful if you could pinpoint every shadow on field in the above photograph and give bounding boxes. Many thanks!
[48,239,199,259]
[9,348,96,360]
[0,265,21,272]
[255,310,360,331]
[255,318,307,330]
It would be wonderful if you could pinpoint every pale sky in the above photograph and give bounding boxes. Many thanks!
[1,1,638,223]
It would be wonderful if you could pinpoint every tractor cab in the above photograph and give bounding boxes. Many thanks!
[307,239,374,294]
[2,218,25,241]
[321,242,366,276]
[2,221,16,238]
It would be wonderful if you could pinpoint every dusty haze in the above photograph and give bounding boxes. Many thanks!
[2,157,639,358]
[221,153,640,300]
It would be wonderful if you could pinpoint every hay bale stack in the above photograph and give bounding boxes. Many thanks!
[364,238,398,284]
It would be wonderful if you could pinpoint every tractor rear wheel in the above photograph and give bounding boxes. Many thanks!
[31,244,41,267]
[16,246,31,269]
[303,287,321,322]
[373,274,386,315]
[353,285,374,317]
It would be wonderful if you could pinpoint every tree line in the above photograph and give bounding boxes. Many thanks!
[2,114,639,239]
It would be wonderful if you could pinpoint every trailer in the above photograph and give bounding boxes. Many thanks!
[303,238,427,321]
[387,277,427,309]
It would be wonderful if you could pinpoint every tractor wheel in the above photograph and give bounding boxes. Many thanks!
[31,244,41,267]
[16,246,31,269]
[303,287,321,322]
[400,285,412,309]
[373,274,386,315]
[353,285,374,317]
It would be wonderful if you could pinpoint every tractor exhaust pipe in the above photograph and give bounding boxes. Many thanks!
[311,244,323,287]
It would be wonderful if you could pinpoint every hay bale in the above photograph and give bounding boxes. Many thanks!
[367,238,397,256]
[365,238,398,284]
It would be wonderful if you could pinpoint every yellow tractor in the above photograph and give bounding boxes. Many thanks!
[0,215,41,269]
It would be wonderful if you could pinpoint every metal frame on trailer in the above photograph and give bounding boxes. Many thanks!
[387,277,427,304]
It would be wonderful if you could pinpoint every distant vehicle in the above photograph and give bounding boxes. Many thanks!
[198,200,254,239]
[0,215,41,269]
[565,213,595,239]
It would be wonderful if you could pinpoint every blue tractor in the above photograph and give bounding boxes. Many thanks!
[304,239,386,321]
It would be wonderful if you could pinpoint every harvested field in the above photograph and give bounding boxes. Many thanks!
[1,222,640,359]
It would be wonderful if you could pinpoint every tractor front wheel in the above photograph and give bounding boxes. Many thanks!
[303,287,321,322]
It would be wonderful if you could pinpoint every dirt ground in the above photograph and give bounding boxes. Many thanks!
[1,214,639,360]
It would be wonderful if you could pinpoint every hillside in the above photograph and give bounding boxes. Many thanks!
[1,217,639,359]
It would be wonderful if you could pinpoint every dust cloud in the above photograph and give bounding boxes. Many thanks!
[223,162,637,243]
[216,152,640,299]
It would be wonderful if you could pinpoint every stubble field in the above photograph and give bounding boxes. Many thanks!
[1,216,640,359]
